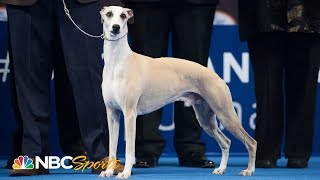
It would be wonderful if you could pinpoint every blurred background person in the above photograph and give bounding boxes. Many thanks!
[125,0,218,168]
[239,0,320,168]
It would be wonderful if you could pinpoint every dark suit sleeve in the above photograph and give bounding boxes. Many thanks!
[238,0,257,41]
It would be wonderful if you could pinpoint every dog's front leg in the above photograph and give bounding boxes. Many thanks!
[99,105,121,178]
[116,109,137,179]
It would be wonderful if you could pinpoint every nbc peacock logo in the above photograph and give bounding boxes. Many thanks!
[12,155,34,169]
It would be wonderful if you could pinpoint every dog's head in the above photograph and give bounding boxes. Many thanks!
[100,6,134,39]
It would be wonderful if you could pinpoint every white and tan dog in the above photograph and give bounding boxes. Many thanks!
[99,6,257,179]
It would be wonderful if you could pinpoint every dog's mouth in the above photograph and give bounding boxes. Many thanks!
[110,30,120,35]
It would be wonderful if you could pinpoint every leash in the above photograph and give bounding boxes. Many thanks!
[62,0,128,41]
[62,0,106,39]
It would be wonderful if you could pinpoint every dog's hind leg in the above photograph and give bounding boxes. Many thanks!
[99,105,121,177]
[199,76,256,176]
[193,103,231,175]
[217,112,257,176]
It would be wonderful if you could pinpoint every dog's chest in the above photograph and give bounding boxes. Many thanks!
[101,76,123,110]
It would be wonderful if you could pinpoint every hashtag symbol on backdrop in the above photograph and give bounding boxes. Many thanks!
[0,52,10,83]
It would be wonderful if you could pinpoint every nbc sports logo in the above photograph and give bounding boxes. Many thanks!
[12,155,34,169]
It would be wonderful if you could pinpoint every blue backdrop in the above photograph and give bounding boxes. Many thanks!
[1,19,320,158]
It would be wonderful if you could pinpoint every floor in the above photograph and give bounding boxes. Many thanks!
[1,156,320,180]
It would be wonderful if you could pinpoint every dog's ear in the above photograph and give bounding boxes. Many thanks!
[100,6,109,15]
[125,8,134,24]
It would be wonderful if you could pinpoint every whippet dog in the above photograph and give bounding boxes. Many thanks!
[98,6,257,179]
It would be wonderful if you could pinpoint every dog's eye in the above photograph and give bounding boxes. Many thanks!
[120,13,126,19]
[106,11,113,17]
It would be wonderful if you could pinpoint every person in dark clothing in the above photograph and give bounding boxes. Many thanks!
[125,0,218,168]
[238,0,320,168]
[6,39,86,169]
[1,0,125,176]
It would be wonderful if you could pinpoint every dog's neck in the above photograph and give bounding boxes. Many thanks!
[103,33,132,71]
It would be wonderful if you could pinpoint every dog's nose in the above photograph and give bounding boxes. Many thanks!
[112,24,120,33]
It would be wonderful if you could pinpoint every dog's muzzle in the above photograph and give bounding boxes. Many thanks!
[111,24,120,34]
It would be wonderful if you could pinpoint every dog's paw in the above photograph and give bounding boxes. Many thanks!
[239,169,254,176]
[116,172,131,179]
[99,169,114,178]
[212,167,226,175]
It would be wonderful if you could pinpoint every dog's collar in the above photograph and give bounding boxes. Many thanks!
[103,33,128,41]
